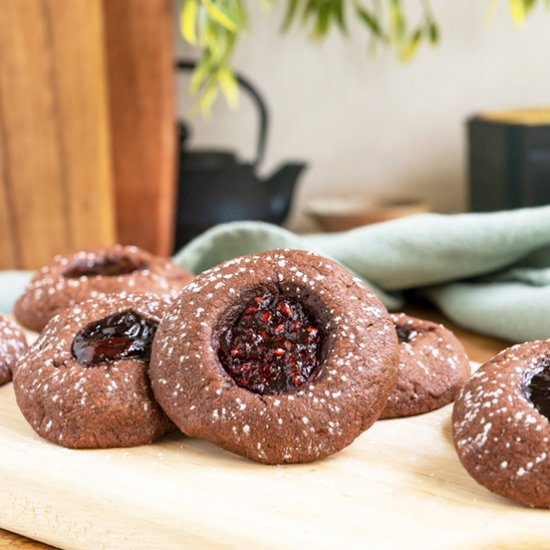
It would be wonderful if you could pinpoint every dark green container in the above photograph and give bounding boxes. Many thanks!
[468,111,550,211]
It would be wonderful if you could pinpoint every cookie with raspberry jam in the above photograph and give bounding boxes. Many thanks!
[14,244,194,332]
[150,249,398,464]
[380,313,471,419]
[453,341,550,508]
[13,293,174,448]
[0,314,28,385]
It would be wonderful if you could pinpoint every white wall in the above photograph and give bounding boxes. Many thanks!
[174,1,550,230]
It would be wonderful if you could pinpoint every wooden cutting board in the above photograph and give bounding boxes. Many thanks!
[1,368,549,550]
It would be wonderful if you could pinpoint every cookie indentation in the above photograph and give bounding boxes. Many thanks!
[63,256,149,279]
[395,325,417,344]
[217,292,323,395]
[63,256,148,278]
[71,310,158,365]
[523,356,550,421]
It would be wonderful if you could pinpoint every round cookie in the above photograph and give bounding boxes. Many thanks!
[13,293,174,449]
[14,245,194,332]
[0,314,28,385]
[453,341,550,508]
[150,248,398,464]
[380,313,471,419]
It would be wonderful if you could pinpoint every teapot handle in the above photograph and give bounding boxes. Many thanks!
[175,60,268,170]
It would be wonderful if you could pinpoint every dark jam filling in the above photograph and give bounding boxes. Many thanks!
[63,256,148,278]
[218,292,323,395]
[395,325,415,344]
[523,356,550,422]
[71,310,158,366]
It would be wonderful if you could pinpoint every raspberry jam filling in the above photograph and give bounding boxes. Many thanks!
[218,292,323,395]
[63,256,147,278]
[523,357,550,421]
[71,310,158,366]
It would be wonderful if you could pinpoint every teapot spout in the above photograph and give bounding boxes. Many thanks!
[266,162,307,224]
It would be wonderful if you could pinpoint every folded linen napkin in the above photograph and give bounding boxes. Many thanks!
[0,271,33,317]
[2,205,549,343]
[173,205,550,343]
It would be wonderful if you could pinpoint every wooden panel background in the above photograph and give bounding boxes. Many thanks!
[0,0,177,269]
[0,141,17,267]
[0,0,115,270]
[47,0,115,252]
[103,0,176,257]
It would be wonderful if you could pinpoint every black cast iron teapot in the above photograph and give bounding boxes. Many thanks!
[174,61,307,250]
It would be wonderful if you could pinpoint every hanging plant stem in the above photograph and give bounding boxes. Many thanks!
[179,0,546,115]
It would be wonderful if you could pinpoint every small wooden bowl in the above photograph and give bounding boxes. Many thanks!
[307,196,430,232]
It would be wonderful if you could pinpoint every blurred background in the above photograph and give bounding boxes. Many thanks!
[1,0,549,269]
[175,0,550,231]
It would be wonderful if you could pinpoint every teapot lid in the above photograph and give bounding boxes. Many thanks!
[181,149,237,172]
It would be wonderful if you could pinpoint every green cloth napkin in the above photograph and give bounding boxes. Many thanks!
[173,205,550,343]
[3,205,550,343]
[0,271,33,316]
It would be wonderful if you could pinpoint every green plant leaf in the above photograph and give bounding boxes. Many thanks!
[199,80,220,117]
[181,0,198,45]
[217,65,239,108]
[312,3,331,39]
[301,0,318,28]
[333,0,348,34]
[428,20,438,43]
[282,0,300,31]
[508,0,527,26]
[189,59,213,94]
[355,5,383,38]
[389,0,406,42]
[203,0,239,32]
[523,0,537,14]
[222,0,248,29]
[402,28,422,62]
[181,0,550,117]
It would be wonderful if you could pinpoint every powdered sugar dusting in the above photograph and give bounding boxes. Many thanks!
[14,245,193,331]
[13,292,173,448]
[453,340,550,506]
[0,314,28,383]
[153,248,396,464]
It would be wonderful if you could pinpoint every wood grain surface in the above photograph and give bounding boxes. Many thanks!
[0,0,115,270]
[1,366,549,550]
[0,529,51,549]
[103,0,177,256]
[1,308,542,550]
[0,147,17,268]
